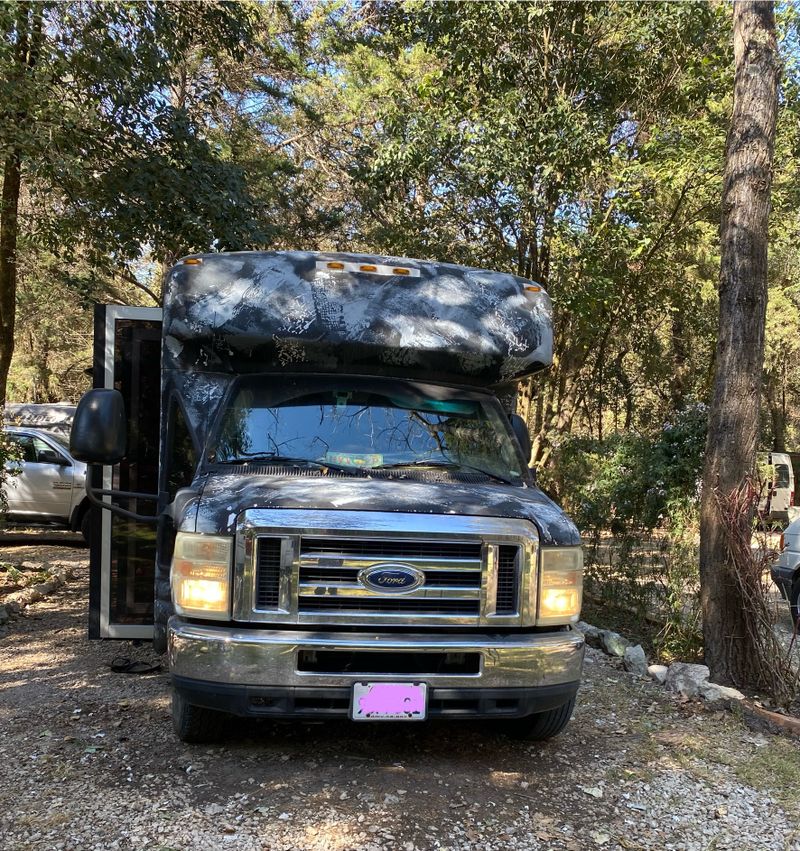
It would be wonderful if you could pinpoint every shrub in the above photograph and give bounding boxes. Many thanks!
[546,403,707,535]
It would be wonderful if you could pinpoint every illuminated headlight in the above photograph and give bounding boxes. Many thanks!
[171,532,232,620]
[537,547,583,625]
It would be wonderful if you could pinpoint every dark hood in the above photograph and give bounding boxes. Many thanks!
[188,472,580,546]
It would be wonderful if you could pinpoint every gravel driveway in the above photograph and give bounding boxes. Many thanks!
[1,543,799,851]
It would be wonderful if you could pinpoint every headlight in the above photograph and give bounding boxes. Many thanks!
[171,532,233,620]
[537,547,583,625]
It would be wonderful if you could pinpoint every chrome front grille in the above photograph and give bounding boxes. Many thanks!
[236,508,538,627]
[296,537,483,618]
[300,539,482,560]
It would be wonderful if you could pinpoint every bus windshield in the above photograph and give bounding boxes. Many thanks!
[209,375,525,484]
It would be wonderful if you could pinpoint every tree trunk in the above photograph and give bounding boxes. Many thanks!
[699,1,779,687]
[0,151,21,406]
[0,2,42,407]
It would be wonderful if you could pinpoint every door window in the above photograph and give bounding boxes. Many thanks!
[775,464,791,488]
[8,435,56,464]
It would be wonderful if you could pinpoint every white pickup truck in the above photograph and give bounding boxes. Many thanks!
[2,425,93,540]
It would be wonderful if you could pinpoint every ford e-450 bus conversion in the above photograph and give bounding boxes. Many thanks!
[70,251,584,743]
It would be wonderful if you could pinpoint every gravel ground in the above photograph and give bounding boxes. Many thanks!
[1,543,800,851]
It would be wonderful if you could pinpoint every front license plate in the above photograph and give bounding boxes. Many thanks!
[351,682,427,721]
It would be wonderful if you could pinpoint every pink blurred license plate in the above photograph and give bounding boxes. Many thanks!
[351,682,427,721]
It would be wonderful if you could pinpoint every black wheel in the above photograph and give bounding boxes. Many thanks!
[497,697,576,742]
[80,508,93,543]
[789,579,800,630]
[172,689,227,743]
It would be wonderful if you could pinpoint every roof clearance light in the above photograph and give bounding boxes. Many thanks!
[315,260,420,277]
[525,285,541,293]
[183,258,203,266]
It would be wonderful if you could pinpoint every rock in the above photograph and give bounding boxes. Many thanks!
[623,644,648,677]
[579,785,604,798]
[665,662,710,698]
[5,601,21,614]
[600,630,630,657]
[699,682,745,703]
[0,605,9,625]
[648,664,668,685]
[576,621,602,647]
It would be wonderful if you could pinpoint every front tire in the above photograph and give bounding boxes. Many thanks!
[80,508,93,543]
[172,689,227,743]
[497,697,576,741]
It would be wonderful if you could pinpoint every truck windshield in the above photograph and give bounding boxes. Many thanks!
[209,376,525,483]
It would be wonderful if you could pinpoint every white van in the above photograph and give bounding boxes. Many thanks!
[758,451,796,525]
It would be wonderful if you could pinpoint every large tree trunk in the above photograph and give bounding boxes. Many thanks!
[0,3,42,407]
[699,1,779,687]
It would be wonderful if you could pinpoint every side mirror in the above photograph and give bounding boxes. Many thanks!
[70,389,127,465]
[509,413,532,465]
[38,449,69,466]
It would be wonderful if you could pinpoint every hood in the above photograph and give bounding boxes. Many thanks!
[188,471,579,546]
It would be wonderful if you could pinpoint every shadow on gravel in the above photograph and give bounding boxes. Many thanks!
[172,713,576,808]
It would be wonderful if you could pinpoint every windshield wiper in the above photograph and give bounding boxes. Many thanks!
[211,454,361,474]
[373,458,514,485]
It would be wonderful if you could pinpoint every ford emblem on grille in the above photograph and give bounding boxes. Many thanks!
[358,563,425,594]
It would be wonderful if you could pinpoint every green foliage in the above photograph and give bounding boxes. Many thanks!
[548,404,707,534]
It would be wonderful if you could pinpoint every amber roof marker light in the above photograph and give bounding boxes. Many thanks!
[182,258,203,266]
[315,260,421,278]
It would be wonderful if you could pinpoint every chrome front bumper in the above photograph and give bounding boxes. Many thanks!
[168,617,584,690]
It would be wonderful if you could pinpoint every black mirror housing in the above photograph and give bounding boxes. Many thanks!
[509,413,532,466]
[70,389,127,464]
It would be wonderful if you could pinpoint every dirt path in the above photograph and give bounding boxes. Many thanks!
[1,544,799,851]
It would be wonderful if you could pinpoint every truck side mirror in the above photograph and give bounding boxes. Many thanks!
[37,448,69,466]
[509,413,532,465]
[70,389,128,465]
